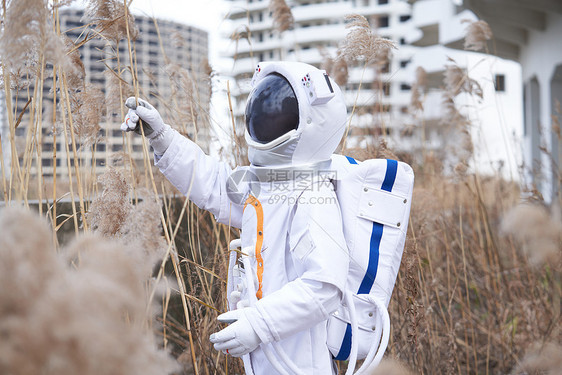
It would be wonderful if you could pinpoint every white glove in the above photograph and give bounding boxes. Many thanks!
[210,308,261,357]
[120,97,173,155]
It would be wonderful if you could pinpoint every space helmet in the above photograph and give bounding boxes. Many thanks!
[245,61,347,168]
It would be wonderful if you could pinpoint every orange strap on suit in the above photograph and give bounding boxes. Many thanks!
[244,195,264,300]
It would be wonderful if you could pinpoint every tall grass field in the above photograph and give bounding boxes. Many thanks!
[0,1,560,374]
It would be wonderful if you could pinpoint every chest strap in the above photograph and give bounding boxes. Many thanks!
[243,195,264,300]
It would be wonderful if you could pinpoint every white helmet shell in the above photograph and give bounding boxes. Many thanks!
[245,61,347,168]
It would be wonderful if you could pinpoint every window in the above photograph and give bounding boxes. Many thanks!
[90,77,105,85]
[495,74,506,92]
[65,20,82,29]
[400,83,411,91]
[381,82,391,96]
[399,37,406,45]
[378,0,388,3]
[381,62,390,73]
[399,15,411,23]
[90,64,105,73]
[400,60,410,68]
[378,16,389,28]
[43,142,61,152]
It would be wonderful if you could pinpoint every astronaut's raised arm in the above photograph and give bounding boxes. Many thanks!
[154,129,243,228]
[120,97,243,228]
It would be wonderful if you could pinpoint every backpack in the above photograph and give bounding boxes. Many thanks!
[227,155,414,375]
[326,154,414,374]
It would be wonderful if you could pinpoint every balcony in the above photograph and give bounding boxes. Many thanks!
[227,0,269,19]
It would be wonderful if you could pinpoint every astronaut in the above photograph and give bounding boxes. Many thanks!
[121,61,350,374]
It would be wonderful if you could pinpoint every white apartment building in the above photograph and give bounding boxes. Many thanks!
[410,0,561,201]
[1,7,209,181]
[223,0,418,154]
[222,0,524,178]
[405,0,523,178]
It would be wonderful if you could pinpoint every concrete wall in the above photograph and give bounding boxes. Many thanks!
[519,12,562,200]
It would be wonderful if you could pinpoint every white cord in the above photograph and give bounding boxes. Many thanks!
[241,253,299,375]
[344,292,359,375]
[356,298,390,374]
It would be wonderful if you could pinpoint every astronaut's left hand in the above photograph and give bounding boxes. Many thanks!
[210,308,261,357]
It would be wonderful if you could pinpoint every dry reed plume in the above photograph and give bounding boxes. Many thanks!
[320,48,349,86]
[440,60,483,175]
[511,342,562,375]
[269,0,294,33]
[337,14,396,66]
[462,19,493,52]
[0,207,177,375]
[501,203,562,267]
[69,83,105,147]
[0,0,65,69]
[410,66,427,111]
[367,358,414,375]
[2,1,561,374]
[83,0,138,43]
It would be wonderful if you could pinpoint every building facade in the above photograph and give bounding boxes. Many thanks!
[224,0,418,154]
[405,0,523,178]
[222,0,523,177]
[410,0,561,201]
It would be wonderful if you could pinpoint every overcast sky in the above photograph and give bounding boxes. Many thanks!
[124,0,235,147]
[128,0,231,68]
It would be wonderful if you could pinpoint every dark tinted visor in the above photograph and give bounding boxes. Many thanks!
[245,73,299,144]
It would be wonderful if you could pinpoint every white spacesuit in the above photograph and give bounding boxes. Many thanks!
[121,61,350,374]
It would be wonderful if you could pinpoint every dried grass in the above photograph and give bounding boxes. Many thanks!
[164,63,198,137]
[337,14,396,66]
[83,0,138,43]
[2,4,561,375]
[444,63,483,98]
[60,34,86,89]
[512,342,562,375]
[501,203,562,268]
[367,358,413,375]
[269,0,294,33]
[70,83,105,147]
[410,66,427,111]
[0,0,65,69]
[88,167,131,236]
[320,48,349,86]
[462,19,493,52]
[0,207,177,375]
